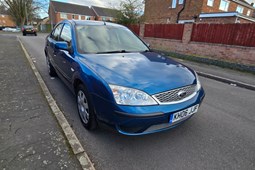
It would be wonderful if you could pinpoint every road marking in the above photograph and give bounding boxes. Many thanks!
[18,37,96,170]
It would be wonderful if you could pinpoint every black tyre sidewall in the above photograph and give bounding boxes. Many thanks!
[76,84,97,130]
[46,57,57,77]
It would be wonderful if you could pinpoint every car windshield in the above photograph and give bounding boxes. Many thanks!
[76,25,149,54]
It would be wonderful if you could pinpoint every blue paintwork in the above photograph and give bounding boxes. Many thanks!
[45,20,205,135]
[55,41,69,51]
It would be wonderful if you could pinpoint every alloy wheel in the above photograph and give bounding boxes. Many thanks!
[77,90,90,124]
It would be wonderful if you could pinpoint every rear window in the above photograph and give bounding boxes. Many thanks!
[24,26,33,29]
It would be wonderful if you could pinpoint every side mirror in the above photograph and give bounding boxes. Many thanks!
[55,41,74,54]
[55,41,69,51]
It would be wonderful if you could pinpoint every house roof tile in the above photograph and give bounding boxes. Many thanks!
[91,6,119,18]
[51,1,94,16]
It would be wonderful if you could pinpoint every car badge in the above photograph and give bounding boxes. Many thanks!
[177,90,187,98]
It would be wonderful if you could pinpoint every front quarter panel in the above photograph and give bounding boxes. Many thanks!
[73,56,115,102]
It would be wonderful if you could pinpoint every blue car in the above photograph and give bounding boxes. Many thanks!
[44,20,205,135]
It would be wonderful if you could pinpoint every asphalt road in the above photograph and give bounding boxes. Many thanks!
[19,34,255,170]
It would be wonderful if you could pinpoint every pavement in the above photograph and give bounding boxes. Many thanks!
[0,35,81,169]
[174,58,255,90]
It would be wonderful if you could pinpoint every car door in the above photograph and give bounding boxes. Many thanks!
[56,23,75,82]
[47,23,64,69]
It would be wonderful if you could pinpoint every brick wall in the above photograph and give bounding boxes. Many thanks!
[54,12,95,24]
[96,16,116,22]
[144,0,184,23]
[0,14,15,27]
[144,0,254,23]
[201,0,254,16]
[139,24,255,65]
[179,0,204,21]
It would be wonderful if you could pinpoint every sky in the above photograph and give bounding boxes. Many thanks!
[246,0,255,4]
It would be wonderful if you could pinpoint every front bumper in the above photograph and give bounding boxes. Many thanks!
[92,88,205,135]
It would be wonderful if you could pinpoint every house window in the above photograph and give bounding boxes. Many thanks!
[60,13,67,19]
[179,0,184,4]
[86,16,91,20]
[102,17,106,21]
[219,0,230,11]
[207,0,214,7]
[72,15,75,19]
[172,0,177,8]
[247,10,251,16]
[236,6,244,14]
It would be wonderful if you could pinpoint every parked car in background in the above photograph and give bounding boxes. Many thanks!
[0,26,6,31]
[2,27,20,32]
[44,20,205,135]
[22,25,37,36]
[12,28,21,32]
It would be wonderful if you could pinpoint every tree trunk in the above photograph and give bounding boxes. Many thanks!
[20,17,25,28]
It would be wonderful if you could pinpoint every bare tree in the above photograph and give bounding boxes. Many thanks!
[2,0,44,26]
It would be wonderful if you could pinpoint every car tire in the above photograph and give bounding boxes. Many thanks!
[76,84,97,130]
[46,57,57,77]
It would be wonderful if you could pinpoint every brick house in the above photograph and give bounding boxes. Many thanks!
[48,1,95,26]
[91,6,119,22]
[144,0,255,23]
[0,14,15,27]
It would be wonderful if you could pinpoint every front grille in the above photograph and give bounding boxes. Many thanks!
[153,85,196,104]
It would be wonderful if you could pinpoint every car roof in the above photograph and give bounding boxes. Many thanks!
[63,20,125,28]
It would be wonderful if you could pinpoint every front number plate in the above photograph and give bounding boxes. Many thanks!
[170,104,199,123]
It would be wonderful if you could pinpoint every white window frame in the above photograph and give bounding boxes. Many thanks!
[60,13,67,19]
[172,0,177,8]
[247,10,251,16]
[236,6,244,14]
[179,0,184,4]
[78,15,81,20]
[219,0,230,11]
[207,0,214,7]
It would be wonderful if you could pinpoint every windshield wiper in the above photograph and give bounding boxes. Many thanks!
[96,50,129,54]
[143,50,150,52]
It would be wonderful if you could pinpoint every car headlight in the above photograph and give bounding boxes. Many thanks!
[109,84,158,106]
[195,72,201,91]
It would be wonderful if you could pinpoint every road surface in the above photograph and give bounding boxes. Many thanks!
[19,34,255,170]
